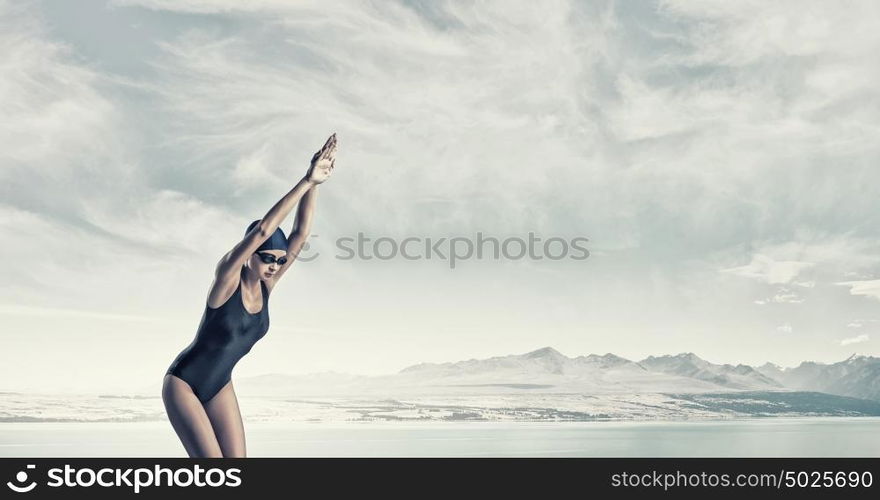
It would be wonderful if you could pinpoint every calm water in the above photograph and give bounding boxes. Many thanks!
[1,418,878,457]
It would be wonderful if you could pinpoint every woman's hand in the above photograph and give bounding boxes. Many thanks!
[305,133,337,185]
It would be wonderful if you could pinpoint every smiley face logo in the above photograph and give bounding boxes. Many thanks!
[6,464,37,493]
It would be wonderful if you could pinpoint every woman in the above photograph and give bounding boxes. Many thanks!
[162,133,337,457]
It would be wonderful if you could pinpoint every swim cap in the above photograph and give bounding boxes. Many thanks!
[246,219,288,252]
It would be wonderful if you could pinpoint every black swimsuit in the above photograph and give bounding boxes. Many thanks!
[166,267,270,404]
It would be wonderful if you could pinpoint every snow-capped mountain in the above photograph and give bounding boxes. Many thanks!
[399,346,648,379]
[638,352,783,390]
[755,354,880,401]
[376,346,736,395]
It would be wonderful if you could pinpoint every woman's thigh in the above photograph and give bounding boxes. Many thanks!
[161,374,223,458]
[204,380,247,458]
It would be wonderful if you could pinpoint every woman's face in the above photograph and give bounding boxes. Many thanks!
[249,249,287,280]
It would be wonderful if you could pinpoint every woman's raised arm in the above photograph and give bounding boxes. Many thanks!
[269,184,318,285]
[215,133,336,282]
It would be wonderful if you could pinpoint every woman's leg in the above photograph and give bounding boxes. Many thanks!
[161,374,224,458]
[204,380,247,458]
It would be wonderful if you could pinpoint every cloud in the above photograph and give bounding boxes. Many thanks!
[840,334,869,346]
[776,323,793,334]
[721,254,814,285]
[717,233,880,311]
[837,280,880,302]
[846,319,880,329]
[123,0,614,239]
[0,2,250,308]
[753,288,805,305]
[96,0,880,258]
[0,1,135,220]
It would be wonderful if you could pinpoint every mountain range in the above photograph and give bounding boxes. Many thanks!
[235,346,880,402]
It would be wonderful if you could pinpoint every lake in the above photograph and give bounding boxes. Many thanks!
[1,417,878,457]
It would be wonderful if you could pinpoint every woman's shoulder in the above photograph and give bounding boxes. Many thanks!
[206,270,243,310]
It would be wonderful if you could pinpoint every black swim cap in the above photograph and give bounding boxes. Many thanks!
[246,219,288,252]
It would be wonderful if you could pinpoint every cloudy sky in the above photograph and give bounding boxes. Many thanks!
[2,0,879,394]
